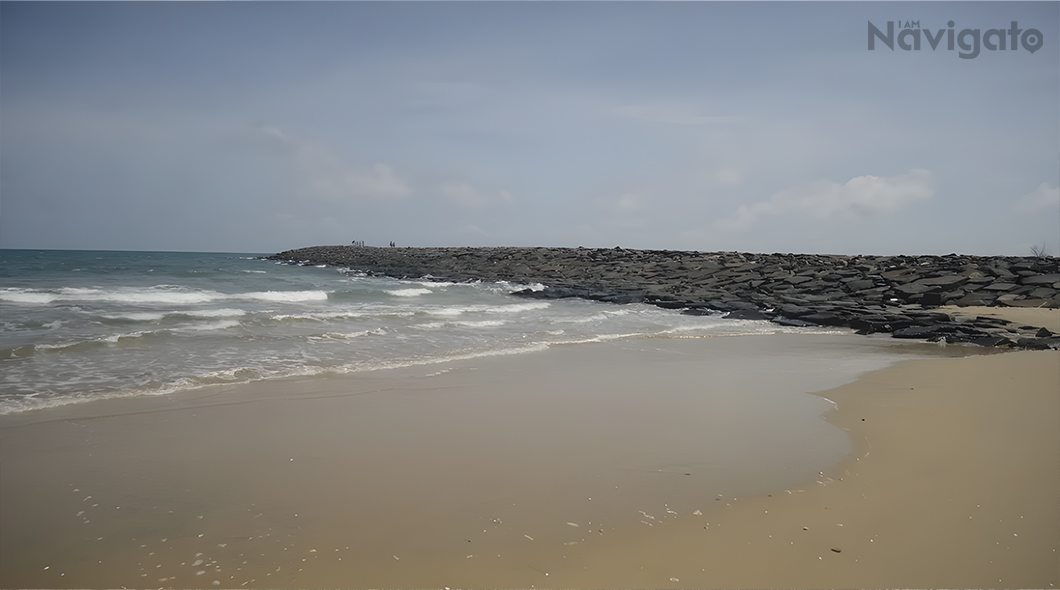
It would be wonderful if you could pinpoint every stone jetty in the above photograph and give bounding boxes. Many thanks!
[268,246,1060,349]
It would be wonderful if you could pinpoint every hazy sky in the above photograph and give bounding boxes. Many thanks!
[2,1,1057,256]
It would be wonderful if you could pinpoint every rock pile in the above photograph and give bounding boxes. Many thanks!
[268,245,1060,349]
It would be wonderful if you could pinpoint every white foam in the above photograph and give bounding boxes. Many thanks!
[313,327,386,340]
[488,302,551,314]
[0,287,327,305]
[415,320,505,330]
[427,308,465,317]
[318,331,371,340]
[101,312,167,321]
[33,330,153,351]
[456,320,505,328]
[408,280,461,288]
[424,302,550,317]
[174,320,241,332]
[0,289,61,304]
[182,308,247,318]
[270,309,410,322]
[386,288,432,297]
[241,290,328,303]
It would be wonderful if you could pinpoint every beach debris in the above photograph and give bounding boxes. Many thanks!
[670,578,679,582]
[393,555,399,560]
[693,510,702,515]
[831,548,841,553]
[567,522,580,527]
[639,511,655,520]
[524,534,534,541]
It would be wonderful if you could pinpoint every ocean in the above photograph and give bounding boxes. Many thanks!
[1,249,842,415]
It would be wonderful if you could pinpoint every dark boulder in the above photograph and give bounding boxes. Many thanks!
[1016,337,1060,350]
[724,308,770,321]
[798,312,851,327]
[1020,273,1060,285]
[774,317,818,327]
[777,303,813,317]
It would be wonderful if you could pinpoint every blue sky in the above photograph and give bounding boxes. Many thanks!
[1,1,1057,255]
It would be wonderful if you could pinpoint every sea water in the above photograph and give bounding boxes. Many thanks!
[1,249,840,415]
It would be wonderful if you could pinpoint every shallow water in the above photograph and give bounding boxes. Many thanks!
[2,249,849,414]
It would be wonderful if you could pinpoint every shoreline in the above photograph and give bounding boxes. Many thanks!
[2,328,1056,588]
[269,245,1060,350]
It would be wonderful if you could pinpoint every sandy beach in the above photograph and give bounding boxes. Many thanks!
[1,325,1057,588]
[4,1,1058,587]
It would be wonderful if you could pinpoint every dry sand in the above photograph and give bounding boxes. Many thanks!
[941,304,1060,333]
[1,331,1056,589]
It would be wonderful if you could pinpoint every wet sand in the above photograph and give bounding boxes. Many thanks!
[1,332,1056,588]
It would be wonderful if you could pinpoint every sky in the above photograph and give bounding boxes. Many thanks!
[1,1,1057,256]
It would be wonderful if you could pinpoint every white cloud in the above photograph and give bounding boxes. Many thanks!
[717,168,933,231]
[1015,182,1060,212]
[613,103,738,126]
[615,193,647,212]
[253,125,411,200]
[441,183,515,208]
[596,192,648,214]
[713,168,743,186]
[322,163,410,200]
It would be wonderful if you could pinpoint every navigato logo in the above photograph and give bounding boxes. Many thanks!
[868,20,1043,59]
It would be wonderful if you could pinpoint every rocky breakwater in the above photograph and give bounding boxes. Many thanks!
[269,246,1060,349]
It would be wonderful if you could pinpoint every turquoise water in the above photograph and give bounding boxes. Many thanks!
[1,249,834,414]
